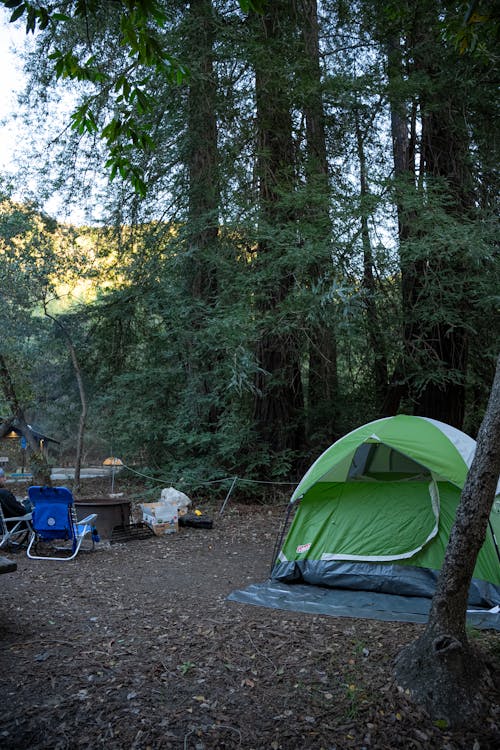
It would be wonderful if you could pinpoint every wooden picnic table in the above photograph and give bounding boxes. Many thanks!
[0,555,17,574]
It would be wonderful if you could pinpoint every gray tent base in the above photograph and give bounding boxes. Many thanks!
[227,580,500,631]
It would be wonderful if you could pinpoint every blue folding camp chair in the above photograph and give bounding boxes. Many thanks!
[0,504,32,550]
[27,486,99,561]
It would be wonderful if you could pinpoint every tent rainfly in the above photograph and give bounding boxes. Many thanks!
[272,415,500,608]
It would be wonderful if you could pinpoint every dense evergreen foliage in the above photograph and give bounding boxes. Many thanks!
[0,1,498,489]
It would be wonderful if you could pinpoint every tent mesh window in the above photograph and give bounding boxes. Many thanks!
[348,443,431,481]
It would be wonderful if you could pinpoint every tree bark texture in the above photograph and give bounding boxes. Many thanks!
[183,0,221,435]
[44,309,87,494]
[354,105,388,409]
[394,352,500,726]
[382,32,413,417]
[408,3,472,428]
[186,0,220,303]
[386,6,472,428]
[409,43,471,427]
[300,0,339,443]
[252,1,305,454]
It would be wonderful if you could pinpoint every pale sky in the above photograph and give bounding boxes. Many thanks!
[0,11,31,173]
[0,12,97,224]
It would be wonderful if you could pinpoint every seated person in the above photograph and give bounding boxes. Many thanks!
[0,468,28,523]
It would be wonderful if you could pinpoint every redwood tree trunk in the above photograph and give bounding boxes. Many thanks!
[183,0,221,435]
[252,1,305,454]
[354,104,388,409]
[381,32,414,417]
[186,0,219,302]
[300,0,339,444]
[385,4,472,428]
[394,352,500,726]
[410,82,471,427]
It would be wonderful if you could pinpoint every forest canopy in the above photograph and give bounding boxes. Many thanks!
[0,0,498,489]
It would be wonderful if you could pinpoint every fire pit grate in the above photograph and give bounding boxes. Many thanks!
[110,522,155,544]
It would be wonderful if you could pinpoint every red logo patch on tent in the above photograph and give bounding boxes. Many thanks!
[296,543,311,553]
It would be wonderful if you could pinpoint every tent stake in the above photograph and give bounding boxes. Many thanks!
[219,476,238,515]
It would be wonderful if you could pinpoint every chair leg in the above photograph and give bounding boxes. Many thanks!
[27,532,87,561]
[0,521,32,550]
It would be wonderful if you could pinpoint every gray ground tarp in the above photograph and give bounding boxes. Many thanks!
[227,580,500,631]
[272,560,500,608]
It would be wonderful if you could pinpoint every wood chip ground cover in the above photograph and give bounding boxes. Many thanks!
[1,479,499,749]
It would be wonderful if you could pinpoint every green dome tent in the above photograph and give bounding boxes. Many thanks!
[272,415,500,607]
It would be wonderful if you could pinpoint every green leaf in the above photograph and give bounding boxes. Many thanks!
[239,0,267,12]
[9,5,25,22]
[433,719,449,729]
[38,8,49,30]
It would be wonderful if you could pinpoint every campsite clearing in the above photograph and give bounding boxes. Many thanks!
[0,476,499,749]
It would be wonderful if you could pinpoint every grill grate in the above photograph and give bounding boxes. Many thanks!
[110,522,155,544]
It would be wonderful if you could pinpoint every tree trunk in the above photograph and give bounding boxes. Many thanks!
[186,0,219,302]
[384,4,472,428]
[354,104,388,409]
[394,352,500,726]
[43,309,86,494]
[382,31,414,416]
[300,0,339,444]
[409,50,471,427]
[252,1,305,454]
[182,0,221,436]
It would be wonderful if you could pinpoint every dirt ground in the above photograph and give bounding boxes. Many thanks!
[1,477,499,750]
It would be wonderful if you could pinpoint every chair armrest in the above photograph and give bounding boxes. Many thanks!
[4,513,32,522]
[77,513,97,525]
